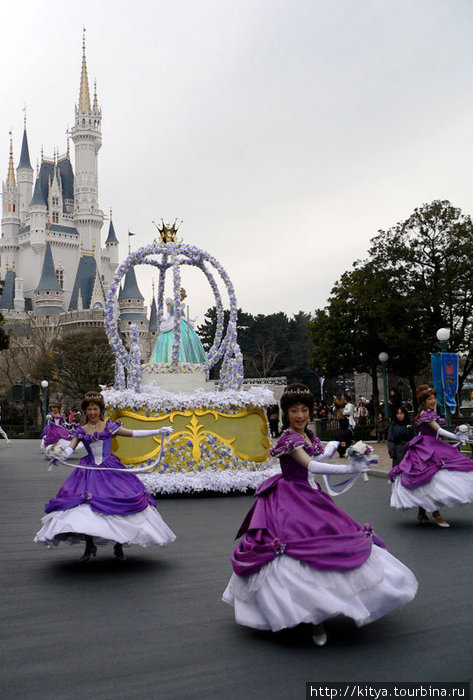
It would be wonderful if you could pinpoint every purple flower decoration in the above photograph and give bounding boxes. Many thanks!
[81,491,93,501]
[363,523,374,538]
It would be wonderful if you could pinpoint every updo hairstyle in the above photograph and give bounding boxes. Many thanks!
[280,383,314,430]
[81,392,105,421]
[415,384,436,421]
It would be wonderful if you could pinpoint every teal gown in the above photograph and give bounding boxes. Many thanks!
[149,302,207,364]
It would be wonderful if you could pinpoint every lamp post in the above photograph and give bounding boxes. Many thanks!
[436,328,452,428]
[41,380,49,427]
[378,352,389,419]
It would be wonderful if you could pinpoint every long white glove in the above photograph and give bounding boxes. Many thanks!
[132,427,173,438]
[308,458,366,475]
[437,427,462,442]
[313,441,339,462]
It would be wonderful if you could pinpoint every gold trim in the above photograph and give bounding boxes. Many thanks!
[108,406,270,465]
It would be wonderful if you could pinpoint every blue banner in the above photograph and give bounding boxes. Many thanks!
[431,354,445,415]
[441,352,458,414]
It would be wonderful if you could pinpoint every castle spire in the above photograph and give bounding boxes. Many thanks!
[93,79,98,113]
[7,132,16,187]
[79,28,91,113]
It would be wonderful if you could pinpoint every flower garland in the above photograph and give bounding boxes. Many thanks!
[103,385,274,413]
[104,241,245,391]
[128,323,142,391]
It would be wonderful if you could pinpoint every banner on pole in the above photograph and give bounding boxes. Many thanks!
[441,352,458,415]
[431,353,445,415]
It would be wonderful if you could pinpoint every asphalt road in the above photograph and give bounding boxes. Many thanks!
[1,440,472,700]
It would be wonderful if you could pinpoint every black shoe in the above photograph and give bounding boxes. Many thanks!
[114,543,126,561]
[79,543,97,562]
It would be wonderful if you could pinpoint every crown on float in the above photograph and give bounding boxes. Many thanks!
[153,218,183,244]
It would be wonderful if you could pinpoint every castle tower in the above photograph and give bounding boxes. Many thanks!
[104,209,119,269]
[29,165,47,256]
[1,134,20,276]
[16,117,34,225]
[34,241,64,314]
[70,30,103,265]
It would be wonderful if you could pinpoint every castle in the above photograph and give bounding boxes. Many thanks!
[0,33,157,358]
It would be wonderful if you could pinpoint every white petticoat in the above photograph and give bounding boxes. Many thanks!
[34,503,176,548]
[222,545,417,631]
[390,470,473,511]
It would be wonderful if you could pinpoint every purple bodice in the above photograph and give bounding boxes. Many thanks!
[415,410,445,438]
[44,420,156,516]
[389,411,473,488]
[231,430,385,577]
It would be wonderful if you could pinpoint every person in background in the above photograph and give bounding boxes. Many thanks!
[334,417,353,458]
[375,411,388,442]
[267,404,280,439]
[387,405,416,468]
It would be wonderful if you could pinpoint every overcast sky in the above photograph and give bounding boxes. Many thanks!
[1,0,471,322]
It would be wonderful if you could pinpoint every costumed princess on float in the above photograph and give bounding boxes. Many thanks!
[34,392,175,561]
[222,384,418,647]
[149,287,207,364]
[389,385,473,528]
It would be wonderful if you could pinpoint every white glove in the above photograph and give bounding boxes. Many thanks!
[437,427,459,441]
[308,458,365,475]
[313,441,339,462]
[132,428,173,438]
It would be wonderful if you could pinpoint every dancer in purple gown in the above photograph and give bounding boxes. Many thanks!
[35,392,175,561]
[222,384,417,646]
[389,385,473,527]
[40,402,71,455]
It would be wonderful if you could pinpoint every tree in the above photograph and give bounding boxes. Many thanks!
[31,328,115,400]
[309,200,473,408]
[368,200,473,392]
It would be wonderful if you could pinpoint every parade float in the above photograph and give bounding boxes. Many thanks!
[102,222,278,494]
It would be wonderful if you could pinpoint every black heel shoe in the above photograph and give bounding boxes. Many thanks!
[79,543,97,562]
[114,543,126,561]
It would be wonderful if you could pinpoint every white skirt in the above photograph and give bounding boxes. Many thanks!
[390,470,473,511]
[34,503,176,548]
[222,545,417,632]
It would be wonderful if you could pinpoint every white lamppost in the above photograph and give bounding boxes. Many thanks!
[436,328,452,427]
[41,380,49,426]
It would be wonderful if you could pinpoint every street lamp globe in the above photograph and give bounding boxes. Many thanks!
[378,352,389,363]
[436,328,450,342]
[41,380,49,388]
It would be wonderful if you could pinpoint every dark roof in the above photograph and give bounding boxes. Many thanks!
[57,157,74,204]
[105,220,118,244]
[0,270,16,309]
[121,312,148,321]
[18,129,32,170]
[21,224,79,235]
[118,267,144,301]
[30,176,47,207]
[36,242,62,291]
[69,255,97,310]
[35,305,64,315]
[39,162,54,205]
[149,297,157,331]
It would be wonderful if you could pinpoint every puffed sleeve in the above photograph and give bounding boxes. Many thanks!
[105,419,122,435]
[415,409,442,426]
[270,430,305,457]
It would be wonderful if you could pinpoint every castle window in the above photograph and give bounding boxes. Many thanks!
[52,212,59,224]
[52,196,59,207]
[8,204,11,212]
[56,269,64,288]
